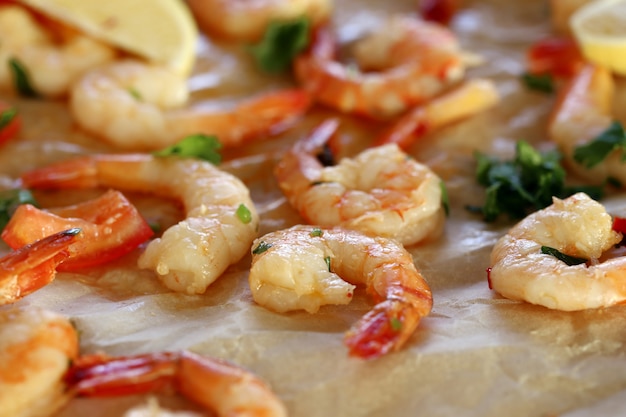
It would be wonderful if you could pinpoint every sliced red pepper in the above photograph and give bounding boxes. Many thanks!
[0,101,22,145]
[1,189,154,271]
[526,37,584,79]
[612,216,626,235]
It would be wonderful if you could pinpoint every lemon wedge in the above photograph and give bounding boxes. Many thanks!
[15,0,198,76]
[570,0,626,75]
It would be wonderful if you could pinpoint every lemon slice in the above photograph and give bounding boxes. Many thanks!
[15,0,198,76]
[570,0,626,75]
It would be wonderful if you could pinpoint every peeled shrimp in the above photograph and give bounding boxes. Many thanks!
[0,4,116,98]
[275,119,445,246]
[69,60,311,150]
[249,225,433,359]
[489,192,626,311]
[0,228,80,305]
[548,64,626,184]
[20,154,259,294]
[294,15,471,119]
[0,306,79,417]
[187,0,332,42]
[65,350,287,417]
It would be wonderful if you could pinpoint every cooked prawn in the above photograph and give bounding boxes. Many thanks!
[488,192,626,311]
[65,350,287,417]
[20,154,259,294]
[373,78,500,150]
[69,59,311,150]
[249,225,433,359]
[187,0,332,42]
[294,15,473,119]
[0,306,79,417]
[0,228,81,305]
[548,64,626,184]
[0,4,117,98]
[275,119,445,246]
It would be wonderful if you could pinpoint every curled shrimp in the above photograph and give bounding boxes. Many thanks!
[548,64,626,184]
[65,350,287,417]
[294,15,471,119]
[489,192,626,311]
[187,0,332,42]
[0,306,79,417]
[275,119,445,246]
[20,154,259,294]
[249,225,433,359]
[0,4,116,98]
[69,60,311,150]
[0,228,80,305]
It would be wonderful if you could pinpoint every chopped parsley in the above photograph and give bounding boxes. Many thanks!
[309,227,323,237]
[390,317,403,332]
[236,203,252,224]
[573,121,626,168]
[8,58,38,97]
[324,255,331,272]
[440,181,450,216]
[0,107,17,130]
[153,134,222,164]
[471,140,603,222]
[521,72,555,94]
[252,241,272,255]
[249,17,311,74]
[540,246,587,266]
[0,189,38,231]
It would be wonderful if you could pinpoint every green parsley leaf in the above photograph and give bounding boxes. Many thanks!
[439,180,450,216]
[0,189,38,231]
[390,317,403,332]
[128,87,143,101]
[8,58,38,98]
[471,141,580,222]
[236,204,252,224]
[521,72,555,93]
[324,256,331,272]
[252,241,273,255]
[0,107,17,130]
[573,121,626,168]
[540,246,587,266]
[249,17,311,74]
[153,134,222,164]
[309,227,323,237]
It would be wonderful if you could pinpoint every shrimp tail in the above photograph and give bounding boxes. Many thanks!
[0,228,81,304]
[20,156,99,189]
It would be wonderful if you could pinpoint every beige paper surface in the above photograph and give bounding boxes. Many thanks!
[3,0,626,416]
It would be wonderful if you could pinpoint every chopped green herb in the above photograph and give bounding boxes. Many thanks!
[573,121,626,168]
[252,241,272,255]
[8,58,38,97]
[309,227,323,237]
[236,204,252,224]
[471,140,603,222]
[440,180,450,216]
[128,87,142,101]
[0,189,38,231]
[249,17,311,74]
[153,134,222,164]
[0,107,17,130]
[148,221,162,234]
[324,256,331,271]
[390,317,403,332]
[521,72,555,93]
[540,246,587,266]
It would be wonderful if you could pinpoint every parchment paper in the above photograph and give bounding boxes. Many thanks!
[3,0,626,416]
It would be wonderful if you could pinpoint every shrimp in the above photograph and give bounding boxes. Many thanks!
[187,0,332,42]
[249,225,433,359]
[0,228,81,305]
[294,15,473,119]
[488,192,626,311]
[0,306,79,417]
[69,60,311,150]
[65,350,288,417]
[0,4,117,98]
[20,154,259,295]
[274,119,445,246]
[547,64,626,184]
[373,78,500,150]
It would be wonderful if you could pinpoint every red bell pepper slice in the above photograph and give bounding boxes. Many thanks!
[0,101,21,145]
